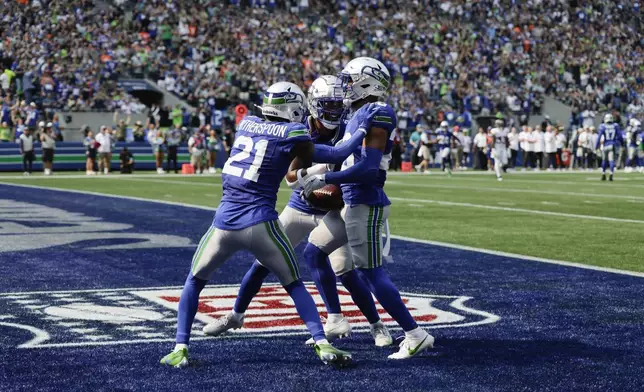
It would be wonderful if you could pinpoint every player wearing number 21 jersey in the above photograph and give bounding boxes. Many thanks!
[161,82,352,368]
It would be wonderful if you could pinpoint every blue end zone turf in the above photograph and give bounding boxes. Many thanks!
[1,184,643,392]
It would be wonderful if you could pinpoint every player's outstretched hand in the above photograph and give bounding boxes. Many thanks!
[301,174,327,197]
[356,103,381,133]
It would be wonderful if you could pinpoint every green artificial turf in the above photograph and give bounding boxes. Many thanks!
[1,171,643,272]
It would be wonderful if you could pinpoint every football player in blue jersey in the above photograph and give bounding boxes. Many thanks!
[202,75,392,347]
[297,57,436,360]
[596,114,624,181]
[160,82,353,368]
[436,120,461,176]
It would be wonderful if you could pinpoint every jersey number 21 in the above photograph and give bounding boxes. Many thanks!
[222,136,268,182]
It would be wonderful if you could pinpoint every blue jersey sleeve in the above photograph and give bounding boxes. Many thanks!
[370,104,397,134]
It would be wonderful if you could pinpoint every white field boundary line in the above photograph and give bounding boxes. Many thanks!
[389,197,644,225]
[1,182,642,278]
[385,181,644,201]
[389,235,644,278]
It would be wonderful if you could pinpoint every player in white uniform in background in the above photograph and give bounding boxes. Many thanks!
[625,118,641,172]
[555,128,567,171]
[490,119,508,181]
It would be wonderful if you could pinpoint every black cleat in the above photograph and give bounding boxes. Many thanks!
[601,174,606,181]
[609,174,613,182]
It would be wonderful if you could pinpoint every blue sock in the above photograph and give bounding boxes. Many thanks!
[360,267,418,332]
[340,270,380,324]
[284,279,325,342]
[176,272,207,344]
[234,261,270,313]
[303,243,341,314]
[602,159,608,173]
[609,160,615,174]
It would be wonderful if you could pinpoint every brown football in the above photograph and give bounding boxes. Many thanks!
[307,184,344,211]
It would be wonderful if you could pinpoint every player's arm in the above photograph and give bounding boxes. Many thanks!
[595,127,604,150]
[323,127,388,186]
[311,103,380,164]
[285,141,314,185]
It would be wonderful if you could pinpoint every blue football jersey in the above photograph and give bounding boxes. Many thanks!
[597,123,623,148]
[214,116,311,230]
[287,116,346,216]
[436,129,455,148]
[339,103,395,207]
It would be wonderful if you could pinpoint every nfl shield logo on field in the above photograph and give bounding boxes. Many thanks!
[0,284,499,348]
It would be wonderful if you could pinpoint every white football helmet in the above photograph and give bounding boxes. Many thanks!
[604,113,613,124]
[440,121,449,129]
[338,57,390,105]
[629,118,641,128]
[261,82,306,123]
[307,75,344,130]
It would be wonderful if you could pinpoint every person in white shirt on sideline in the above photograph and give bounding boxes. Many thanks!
[461,129,472,169]
[518,126,528,170]
[555,127,567,171]
[544,126,557,170]
[40,123,56,176]
[533,125,545,170]
[576,127,589,170]
[415,126,432,174]
[589,126,599,170]
[188,130,206,175]
[19,127,35,175]
[148,124,166,174]
[473,128,488,170]
[95,126,113,175]
[508,127,519,169]
[524,127,536,170]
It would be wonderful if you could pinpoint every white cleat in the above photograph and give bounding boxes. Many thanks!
[305,316,351,345]
[202,312,244,336]
[497,177,503,181]
[370,321,393,347]
[388,331,435,360]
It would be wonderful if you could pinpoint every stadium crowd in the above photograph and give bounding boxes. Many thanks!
[1,0,642,129]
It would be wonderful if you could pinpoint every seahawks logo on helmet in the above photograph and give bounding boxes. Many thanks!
[362,65,390,90]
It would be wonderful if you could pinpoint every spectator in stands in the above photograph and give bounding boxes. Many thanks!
[133,121,145,142]
[84,130,98,176]
[206,128,219,174]
[120,147,135,174]
[0,121,11,142]
[18,127,34,176]
[40,124,56,176]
